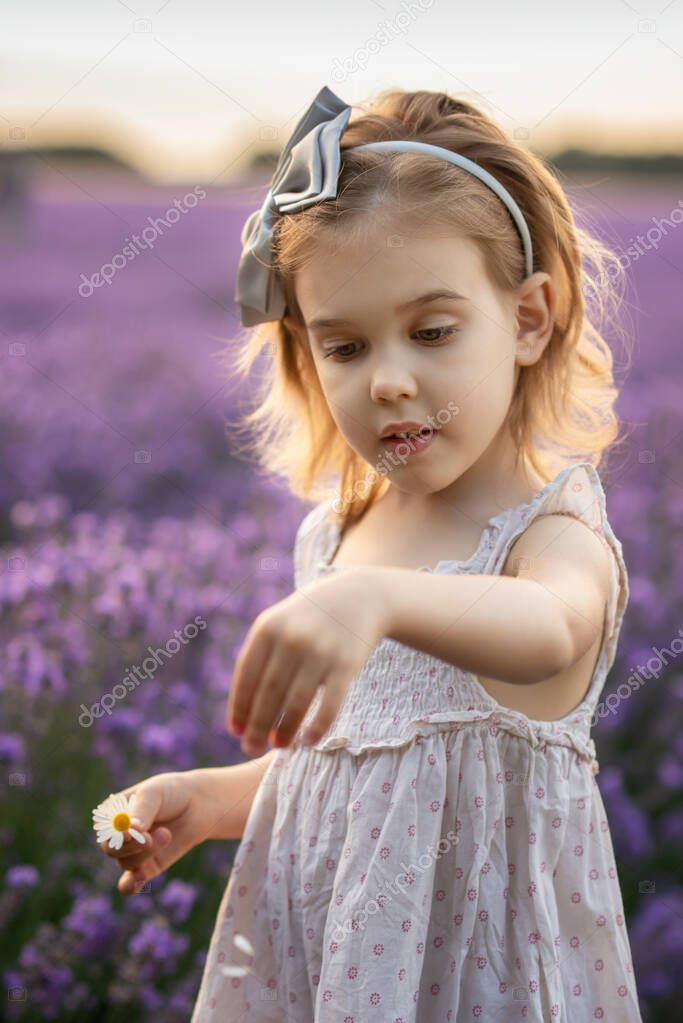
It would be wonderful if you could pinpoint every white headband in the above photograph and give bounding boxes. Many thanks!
[235,85,534,327]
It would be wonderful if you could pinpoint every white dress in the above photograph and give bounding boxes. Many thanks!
[190,460,643,1022]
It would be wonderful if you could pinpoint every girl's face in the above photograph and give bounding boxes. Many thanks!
[291,225,553,508]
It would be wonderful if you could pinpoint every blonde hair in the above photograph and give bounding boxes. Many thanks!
[219,87,633,534]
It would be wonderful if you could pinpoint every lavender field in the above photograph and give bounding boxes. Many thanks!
[1,167,682,1021]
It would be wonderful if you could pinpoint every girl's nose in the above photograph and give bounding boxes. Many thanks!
[370,364,418,403]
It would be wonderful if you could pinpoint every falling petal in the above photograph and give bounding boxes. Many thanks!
[220,964,252,977]
[232,933,255,957]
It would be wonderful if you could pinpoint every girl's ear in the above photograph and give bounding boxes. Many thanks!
[513,272,555,366]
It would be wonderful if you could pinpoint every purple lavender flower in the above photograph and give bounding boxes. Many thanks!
[159,879,198,924]
[128,917,190,974]
[0,733,25,764]
[6,864,40,888]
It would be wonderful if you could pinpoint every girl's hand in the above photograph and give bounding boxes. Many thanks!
[227,569,389,754]
[97,772,210,896]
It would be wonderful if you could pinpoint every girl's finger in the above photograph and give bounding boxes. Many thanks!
[238,642,305,753]
[295,663,351,746]
[100,829,152,859]
[125,787,165,836]
[227,623,273,735]
[114,827,172,874]
[268,662,328,748]
[118,866,148,895]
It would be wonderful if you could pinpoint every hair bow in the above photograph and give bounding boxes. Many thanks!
[235,86,353,328]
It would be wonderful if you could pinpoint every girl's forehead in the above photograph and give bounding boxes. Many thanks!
[295,230,484,307]
[307,222,476,260]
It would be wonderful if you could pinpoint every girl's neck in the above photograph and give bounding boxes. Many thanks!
[379,440,542,526]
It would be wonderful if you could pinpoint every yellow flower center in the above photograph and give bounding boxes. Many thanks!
[112,811,131,833]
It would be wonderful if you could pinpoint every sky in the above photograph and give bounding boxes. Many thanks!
[1,0,681,183]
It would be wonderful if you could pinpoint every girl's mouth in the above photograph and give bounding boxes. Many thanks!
[381,430,437,456]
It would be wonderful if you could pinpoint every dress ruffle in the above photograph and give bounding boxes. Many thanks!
[294,703,599,774]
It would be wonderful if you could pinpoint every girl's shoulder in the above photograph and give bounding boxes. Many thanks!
[521,460,608,526]
[499,459,629,674]
[505,461,625,577]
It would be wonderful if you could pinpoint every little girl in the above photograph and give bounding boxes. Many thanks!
[96,85,643,1021]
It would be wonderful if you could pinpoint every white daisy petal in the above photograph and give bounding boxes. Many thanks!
[220,965,252,977]
[108,831,124,850]
[127,827,146,844]
[232,933,255,957]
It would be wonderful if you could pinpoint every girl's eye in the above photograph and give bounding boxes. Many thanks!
[322,326,459,360]
[323,342,358,360]
[415,326,459,343]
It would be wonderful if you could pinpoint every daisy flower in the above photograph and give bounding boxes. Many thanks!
[92,793,146,851]
[220,932,255,977]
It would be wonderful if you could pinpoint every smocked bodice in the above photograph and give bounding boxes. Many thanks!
[291,461,629,769]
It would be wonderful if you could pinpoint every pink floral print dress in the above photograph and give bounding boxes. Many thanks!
[190,461,643,1022]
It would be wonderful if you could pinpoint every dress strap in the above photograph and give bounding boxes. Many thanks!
[489,460,629,679]
[292,497,337,589]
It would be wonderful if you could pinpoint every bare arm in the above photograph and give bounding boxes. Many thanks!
[364,514,612,686]
[185,748,279,841]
